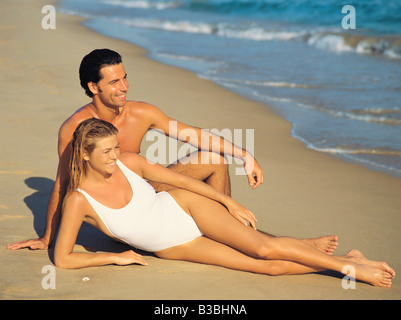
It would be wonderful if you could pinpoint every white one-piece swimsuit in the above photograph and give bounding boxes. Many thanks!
[77,159,203,252]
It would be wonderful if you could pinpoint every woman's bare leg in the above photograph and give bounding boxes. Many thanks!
[167,189,395,287]
[156,237,393,288]
[156,236,325,276]
[258,230,339,255]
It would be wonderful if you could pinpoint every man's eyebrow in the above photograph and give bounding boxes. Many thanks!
[108,73,127,85]
[108,79,119,84]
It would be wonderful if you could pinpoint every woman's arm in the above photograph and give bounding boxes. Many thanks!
[123,153,257,229]
[54,192,147,269]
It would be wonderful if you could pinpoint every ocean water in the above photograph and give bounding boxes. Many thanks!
[58,0,401,178]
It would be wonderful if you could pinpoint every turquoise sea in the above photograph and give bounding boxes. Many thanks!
[59,0,401,178]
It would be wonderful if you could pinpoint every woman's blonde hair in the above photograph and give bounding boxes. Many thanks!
[68,118,118,193]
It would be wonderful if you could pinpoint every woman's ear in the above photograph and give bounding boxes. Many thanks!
[83,153,90,162]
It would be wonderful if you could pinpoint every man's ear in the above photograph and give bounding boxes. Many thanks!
[88,81,99,96]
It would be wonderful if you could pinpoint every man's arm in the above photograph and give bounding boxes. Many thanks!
[7,122,74,250]
[146,104,264,189]
[41,137,71,247]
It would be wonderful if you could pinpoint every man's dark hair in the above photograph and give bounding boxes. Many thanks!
[79,49,122,97]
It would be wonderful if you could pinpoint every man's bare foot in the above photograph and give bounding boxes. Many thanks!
[344,249,396,278]
[303,235,338,255]
[353,263,393,288]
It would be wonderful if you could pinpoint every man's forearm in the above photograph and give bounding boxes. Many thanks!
[196,128,249,161]
[42,179,67,246]
[167,121,253,161]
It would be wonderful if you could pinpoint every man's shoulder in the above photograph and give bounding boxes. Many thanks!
[125,100,161,115]
[59,105,93,136]
[124,100,167,124]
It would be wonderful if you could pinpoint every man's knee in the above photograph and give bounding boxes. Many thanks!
[199,151,229,169]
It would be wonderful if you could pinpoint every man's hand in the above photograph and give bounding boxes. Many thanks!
[6,237,49,250]
[244,155,264,189]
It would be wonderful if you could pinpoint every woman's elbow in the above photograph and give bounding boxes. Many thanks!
[54,251,72,269]
[54,255,66,269]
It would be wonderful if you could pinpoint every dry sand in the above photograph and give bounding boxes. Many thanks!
[1,0,400,300]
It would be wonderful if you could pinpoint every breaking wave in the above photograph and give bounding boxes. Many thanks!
[116,17,401,60]
[308,33,401,60]
[102,0,401,60]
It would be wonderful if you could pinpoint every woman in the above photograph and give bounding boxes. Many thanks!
[54,118,395,288]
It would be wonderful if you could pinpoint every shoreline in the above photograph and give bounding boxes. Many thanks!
[74,1,401,181]
[1,0,400,300]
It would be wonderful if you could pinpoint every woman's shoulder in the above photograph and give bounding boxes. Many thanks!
[119,152,145,166]
[62,190,90,214]
[118,152,149,177]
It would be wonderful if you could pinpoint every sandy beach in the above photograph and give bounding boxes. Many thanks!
[1,0,400,300]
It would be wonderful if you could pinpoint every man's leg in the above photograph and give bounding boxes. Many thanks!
[148,151,231,196]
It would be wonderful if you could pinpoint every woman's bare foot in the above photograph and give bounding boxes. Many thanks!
[353,263,393,288]
[303,235,339,255]
[344,249,396,278]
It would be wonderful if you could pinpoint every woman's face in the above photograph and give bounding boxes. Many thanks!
[84,135,120,176]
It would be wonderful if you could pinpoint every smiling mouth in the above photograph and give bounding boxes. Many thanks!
[116,94,126,100]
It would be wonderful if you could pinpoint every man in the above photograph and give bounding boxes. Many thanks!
[7,49,263,250]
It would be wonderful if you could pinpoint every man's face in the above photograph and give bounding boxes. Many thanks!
[94,63,129,108]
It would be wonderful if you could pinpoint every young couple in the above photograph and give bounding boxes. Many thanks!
[7,49,394,288]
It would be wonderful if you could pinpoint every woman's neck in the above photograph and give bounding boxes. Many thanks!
[82,166,115,189]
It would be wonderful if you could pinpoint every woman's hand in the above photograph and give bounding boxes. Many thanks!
[224,199,257,230]
[113,250,148,266]
[7,237,49,250]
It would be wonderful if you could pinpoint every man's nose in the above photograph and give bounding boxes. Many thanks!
[120,79,128,91]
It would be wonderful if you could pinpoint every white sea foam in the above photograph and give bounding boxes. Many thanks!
[291,134,401,176]
[307,146,401,176]
[111,8,401,61]
[102,0,180,10]
[119,18,216,34]
[310,146,401,156]
[206,76,314,89]
[216,24,307,41]
[307,32,401,60]
[307,33,353,53]
[296,103,401,126]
